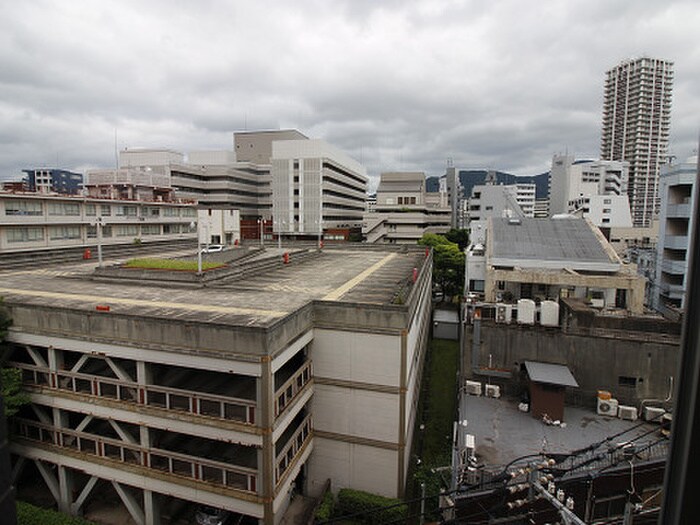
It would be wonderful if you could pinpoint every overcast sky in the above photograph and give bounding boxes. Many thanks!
[1,0,698,189]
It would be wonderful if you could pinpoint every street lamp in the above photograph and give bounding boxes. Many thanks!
[95,216,104,268]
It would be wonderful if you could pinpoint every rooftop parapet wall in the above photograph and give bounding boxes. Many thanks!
[560,297,681,341]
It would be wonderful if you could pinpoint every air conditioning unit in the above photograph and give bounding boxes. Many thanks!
[617,405,638,421]
[597,397,619,417]
[644,406,666,423]
[465,380,482,396]
[485,385,501,398]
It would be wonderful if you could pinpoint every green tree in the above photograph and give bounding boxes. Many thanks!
[444,228,470,251]
[418,233,465,298]
[1,297,26,418]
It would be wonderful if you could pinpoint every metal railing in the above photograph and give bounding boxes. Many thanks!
[12,362,256,425]
[275,413,312,486]
[274,361,313,418]
[14,418,258,493]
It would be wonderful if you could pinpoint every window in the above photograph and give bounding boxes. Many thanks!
[85,204,96,216]
[604,198,612,205]
[115,205,137,217]
[116,225,139,237]
[181,208,197,217]
[603,208,611,214]
[48,226,81,240]
[398,197,404,205]
[7,227,44,243]
[410,197,416,204]
[6,200,43,216]
[141,224,160,235]
[87,225,97,239]
[163,224,181,234]
[469,279,485,292]
[163,207,180,217]
[602,218,610,224]
[618,376,638,388]
[485,206,493,211]
[101,205,112,216]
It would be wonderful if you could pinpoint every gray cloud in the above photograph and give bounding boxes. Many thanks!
[0,0,698,185]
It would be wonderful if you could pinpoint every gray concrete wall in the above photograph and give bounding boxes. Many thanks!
[467,322,679,407]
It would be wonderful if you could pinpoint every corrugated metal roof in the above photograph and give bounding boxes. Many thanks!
[490,218,619,272]
[524,361,579,387]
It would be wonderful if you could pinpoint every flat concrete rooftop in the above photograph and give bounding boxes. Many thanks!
[459,394,663,467]
[0,246,427,328]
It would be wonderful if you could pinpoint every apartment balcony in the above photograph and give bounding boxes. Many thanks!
[661,259,687,276]
[665,203,691,218]
[664,235,689,250]
[274,412,312,488]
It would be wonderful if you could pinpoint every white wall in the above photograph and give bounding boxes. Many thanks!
[307,438,399,498]
[312,330,400,387]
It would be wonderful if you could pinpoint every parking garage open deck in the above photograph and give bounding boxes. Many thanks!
[0,247,428,329]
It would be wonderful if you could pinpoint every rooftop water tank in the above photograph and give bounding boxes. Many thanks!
[517,299,536,325]
[540,300,560,327]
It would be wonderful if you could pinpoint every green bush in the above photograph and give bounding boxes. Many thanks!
[315,489,335,522]
[17,501,97,525]
[336,488,407,525]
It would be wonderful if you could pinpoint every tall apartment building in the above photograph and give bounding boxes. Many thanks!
[600,57,674,228]
[653,156,698,316]
[549,155,632,227]
[440,167,464,228]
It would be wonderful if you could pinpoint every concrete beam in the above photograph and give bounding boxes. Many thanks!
[25,345,47,368]
[70,353,90,373]
[30,405,52,426]
[112,481,145,525]
[75,415,93,433]
[70,475,99,515]
[144,490,160,525]
[30,393,263,447]
[11,456,25,483]
[9,332,262,377]
[11,443,265,518]
[109,420,137,445]
[105,357,134,382]
[34,460,60,506]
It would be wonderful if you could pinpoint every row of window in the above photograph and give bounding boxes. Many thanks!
[5,224,191,243]
[4,200,196,218]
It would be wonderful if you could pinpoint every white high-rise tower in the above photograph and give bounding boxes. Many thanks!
[600,57,674,227]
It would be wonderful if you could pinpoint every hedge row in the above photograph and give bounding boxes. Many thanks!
[17,501,97,525]
[336,488,407,525]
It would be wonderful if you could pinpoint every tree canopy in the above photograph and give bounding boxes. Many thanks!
[418,233,466,298]
[1,297,26,418]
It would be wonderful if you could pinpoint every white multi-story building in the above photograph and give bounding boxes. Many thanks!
[467,184,526,223]
[549,155,632,227]
[653,156,698,315]
[600,57,674,228]
[363,172,451,244]
[0,192,197,252]
[440,166,464,228]
[271,139,368,239]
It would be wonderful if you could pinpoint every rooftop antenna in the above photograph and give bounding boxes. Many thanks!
[114,128,118,169]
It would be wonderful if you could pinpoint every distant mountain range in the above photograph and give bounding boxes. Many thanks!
[426,170,550,199]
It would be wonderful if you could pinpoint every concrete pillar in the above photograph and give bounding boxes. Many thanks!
[260,356,274,525]
[143,490,160,525]
[49,347,74,514]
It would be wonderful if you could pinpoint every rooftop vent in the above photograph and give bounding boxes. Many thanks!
[508,218,521,225]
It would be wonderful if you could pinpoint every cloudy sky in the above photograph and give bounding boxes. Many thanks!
[1,0,698,188]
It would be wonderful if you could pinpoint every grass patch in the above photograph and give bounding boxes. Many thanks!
[410,338,460,521]
[421,338,460,466]
[17,501,97,525]
[123,258,224,271]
